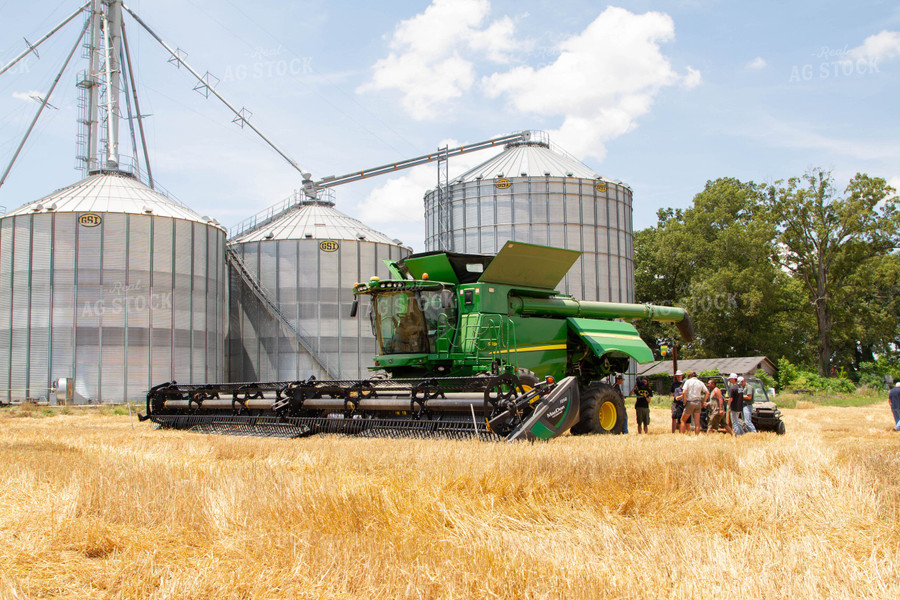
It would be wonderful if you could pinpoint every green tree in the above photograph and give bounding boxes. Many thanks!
[832,253,900,371]
[767,170,900,376]
[680,178,812,362]
[633,208,692,354]
[634,178,813,364]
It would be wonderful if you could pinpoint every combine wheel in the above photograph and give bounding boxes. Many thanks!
[570,384,625,435]
[515,369,539,390]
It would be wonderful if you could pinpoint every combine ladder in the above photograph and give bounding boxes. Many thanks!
[225,245,335,379]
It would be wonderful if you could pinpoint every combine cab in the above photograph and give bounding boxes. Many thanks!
[142,242,692,440]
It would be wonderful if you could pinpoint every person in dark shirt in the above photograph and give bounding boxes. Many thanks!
[631,376,653,434]
[727,373,745,436]
[613,374,628,434]
[671,370,684,433]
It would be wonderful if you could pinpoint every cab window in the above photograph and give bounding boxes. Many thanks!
[370,290,457,355]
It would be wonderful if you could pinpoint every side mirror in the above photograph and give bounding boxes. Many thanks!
[349,299,358,318]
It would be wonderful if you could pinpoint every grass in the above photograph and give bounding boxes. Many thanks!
[0,402,136,419]
[1,404,899,599]
[773,390,885,409]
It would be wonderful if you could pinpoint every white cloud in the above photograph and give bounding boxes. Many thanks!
[746,56,767,70]
[888,176,900,191]
[358,0,525,120]
[482,6,697,160]
[682,66,702,88]
[11,90,44,102]
[362,51,476,120]
[848,30,900,62]
[468,15,522,63]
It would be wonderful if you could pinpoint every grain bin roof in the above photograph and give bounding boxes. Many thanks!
[453,141,605,183]
[230,200,398,244]
[3,172,217,225]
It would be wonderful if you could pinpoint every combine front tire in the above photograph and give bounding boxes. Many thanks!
[570,384,625,435]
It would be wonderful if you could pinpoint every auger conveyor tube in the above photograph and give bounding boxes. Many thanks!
[140,375,581,442]
[510,297,694,341]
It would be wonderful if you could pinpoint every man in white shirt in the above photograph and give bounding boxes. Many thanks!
[679,370,709,435]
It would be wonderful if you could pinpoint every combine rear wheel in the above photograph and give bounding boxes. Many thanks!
[570,384,625,435]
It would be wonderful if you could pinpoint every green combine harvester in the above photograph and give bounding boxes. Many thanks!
[142,242,692,441]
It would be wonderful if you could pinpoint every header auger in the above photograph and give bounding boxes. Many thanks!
[141,242,692,441]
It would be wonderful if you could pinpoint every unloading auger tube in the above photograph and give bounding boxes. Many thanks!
[508,296,694,342]
[139,374,581,442]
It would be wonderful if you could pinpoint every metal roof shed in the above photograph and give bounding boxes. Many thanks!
[637,356,777,378]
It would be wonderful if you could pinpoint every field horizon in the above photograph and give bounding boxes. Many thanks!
[1,403,898,599]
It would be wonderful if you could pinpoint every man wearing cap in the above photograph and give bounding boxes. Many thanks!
[679,370,709,435]
[889,382,900,432]
[706,378,732,435]
[727,374,745,436]
[671,370,685,433]
[738,376,757,433]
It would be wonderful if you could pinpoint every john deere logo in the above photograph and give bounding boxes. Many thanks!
[78,213,102,227]
[494,178,511,189]
[319,240,339,252]
[595,181,608,192]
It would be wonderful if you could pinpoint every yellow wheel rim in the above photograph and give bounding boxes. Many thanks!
[599,400,617,431]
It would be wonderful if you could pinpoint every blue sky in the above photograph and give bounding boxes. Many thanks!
[1,0,899,250]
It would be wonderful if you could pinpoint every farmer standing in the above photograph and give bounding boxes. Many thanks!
[679,370,708,435]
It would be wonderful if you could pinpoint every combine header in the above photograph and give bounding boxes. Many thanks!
[142,242,692,441]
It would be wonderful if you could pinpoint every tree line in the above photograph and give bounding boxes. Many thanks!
[634,168,900,379]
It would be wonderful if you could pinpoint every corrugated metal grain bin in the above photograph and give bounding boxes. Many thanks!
[228,195,409,382]
[0,172,226,403]
[424,137,634,303]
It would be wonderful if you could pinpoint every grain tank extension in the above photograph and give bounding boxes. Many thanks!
[142,242,692,440]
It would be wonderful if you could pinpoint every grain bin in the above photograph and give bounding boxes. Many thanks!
[0,171,226,403]
[227,192,409,382]
[424,135,634,303]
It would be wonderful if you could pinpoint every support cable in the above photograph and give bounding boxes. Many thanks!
[121,21,153,188]
[121,4,306,177]
[119,46,141,180]
[0,1,91,77]
[0,19,90,190]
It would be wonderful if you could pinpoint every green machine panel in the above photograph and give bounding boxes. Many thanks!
[566,318,654,364]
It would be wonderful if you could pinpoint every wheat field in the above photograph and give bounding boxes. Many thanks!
[1,404,898,599]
